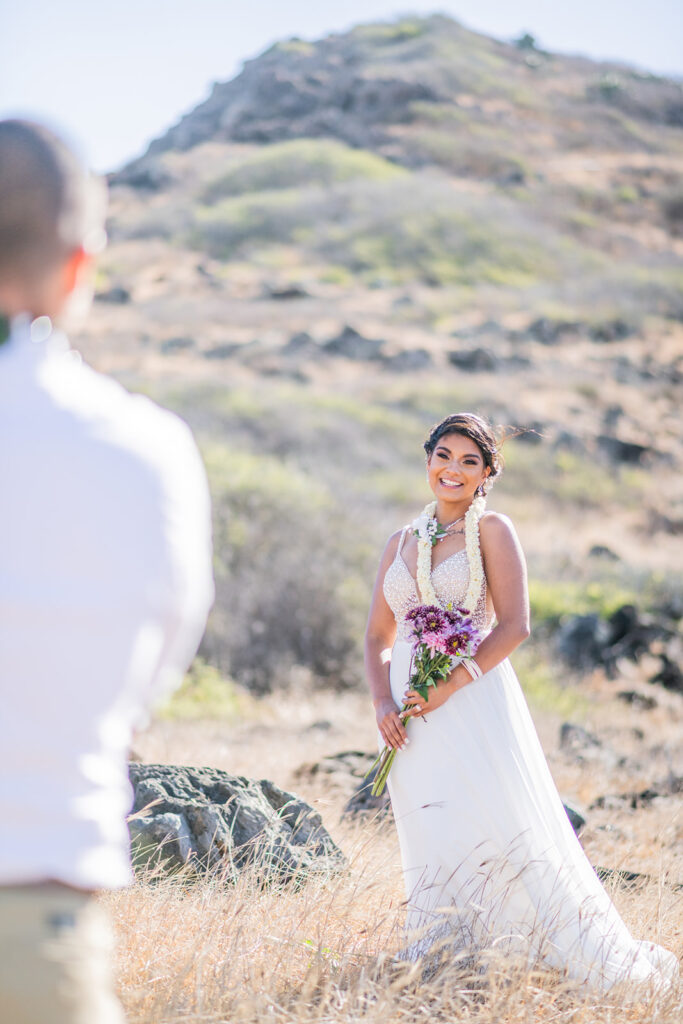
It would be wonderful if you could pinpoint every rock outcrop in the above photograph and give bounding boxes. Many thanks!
[555,603,682,690]
[127,762,346,884]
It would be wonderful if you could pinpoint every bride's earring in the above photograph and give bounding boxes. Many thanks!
[476,483,486,497]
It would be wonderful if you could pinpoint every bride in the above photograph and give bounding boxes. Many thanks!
[364,412,678,991]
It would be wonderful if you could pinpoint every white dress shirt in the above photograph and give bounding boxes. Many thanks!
[0,315,214,889]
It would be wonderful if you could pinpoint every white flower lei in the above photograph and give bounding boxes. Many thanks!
[412,495,486,613]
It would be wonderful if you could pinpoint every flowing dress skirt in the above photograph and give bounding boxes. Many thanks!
[386,639,679,991]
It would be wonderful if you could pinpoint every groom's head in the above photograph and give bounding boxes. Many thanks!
[0,119,106,321]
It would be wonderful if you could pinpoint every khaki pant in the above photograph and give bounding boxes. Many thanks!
[0,884,125,1024]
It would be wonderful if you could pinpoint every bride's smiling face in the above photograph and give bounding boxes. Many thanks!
[426,432,490,503]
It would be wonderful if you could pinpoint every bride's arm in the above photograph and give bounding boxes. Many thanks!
[404,513,530,715]
[467,512,531,672]
[365,532,408,750]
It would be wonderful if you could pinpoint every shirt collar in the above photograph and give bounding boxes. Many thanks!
[4,313,70,361]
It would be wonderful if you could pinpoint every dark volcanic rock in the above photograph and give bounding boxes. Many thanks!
[282,331,321,358]
[596,867,652,890]
[588,544,620,561]
[616,690,658,710]
[323,325,386,360]
[555,604,672,680]
[559,722,625,770]
[560,722,603,755]
[648,509,683,536]
[649,653,683,693]
[161,335,195,354]
[265,284,310,300]
[589,318,633,342]
[595,866,683,893]
[447,347,497,372]
[344,764,392,820]
[385,348,432,372]
[552,429,586,454]
[445,345,531,372]
[602,404,623,428]
[559,722,615,764]
[562,803,587,835]
[528,317,580,344]
[295,750,392,819]
[296,751,376,788]
[95,285,131,304]
[596,434,657,465]
[203,341,260,360]
[109,157,175,191]
[127,762,346,884]
[556,614,611,671]
[605,605,661,661]
[590,775,683,811]
[525,316,632,346]
[516,422,546,444]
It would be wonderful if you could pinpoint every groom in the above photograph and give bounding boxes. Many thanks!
[0,120,214,1022]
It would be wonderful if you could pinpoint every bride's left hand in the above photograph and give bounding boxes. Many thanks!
[402,679,455,718]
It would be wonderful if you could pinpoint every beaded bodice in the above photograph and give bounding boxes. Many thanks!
[383,530,491,641]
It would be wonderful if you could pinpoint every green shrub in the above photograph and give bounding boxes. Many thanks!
[203,139,405,202]
[191,173,569,287]
[510,645,586,716]
[412,128,529,184]
[528,580,638,627]
[272,38,315,57]
[199,443,362,693]
[592,74,624,102]
[501,441,649,511]
[353,18,427,45]
[159,659,247,720]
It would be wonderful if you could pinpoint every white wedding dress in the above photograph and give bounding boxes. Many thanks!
[382,527,679,991]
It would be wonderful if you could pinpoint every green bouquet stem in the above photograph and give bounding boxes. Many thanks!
[366,647,458,797]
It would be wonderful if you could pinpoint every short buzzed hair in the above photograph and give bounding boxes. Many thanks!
[0,119,105,281]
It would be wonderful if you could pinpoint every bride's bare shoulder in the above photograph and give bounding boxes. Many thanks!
[377,527,408,567]
[386,526,408,555]
[479,511,521,550]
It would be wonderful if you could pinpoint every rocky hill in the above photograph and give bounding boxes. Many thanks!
[103,14,682,313]
[124,16,682,175]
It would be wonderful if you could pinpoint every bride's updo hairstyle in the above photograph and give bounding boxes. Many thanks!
[424,413,503,494]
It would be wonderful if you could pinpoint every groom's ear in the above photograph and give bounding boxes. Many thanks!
[61,245,90,295]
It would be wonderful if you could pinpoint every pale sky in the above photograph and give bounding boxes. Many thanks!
[1,1,681,172]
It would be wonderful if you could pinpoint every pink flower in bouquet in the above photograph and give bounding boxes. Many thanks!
[420,630,449,655]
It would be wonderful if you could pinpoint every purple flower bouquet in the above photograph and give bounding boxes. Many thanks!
[368,604,481,796]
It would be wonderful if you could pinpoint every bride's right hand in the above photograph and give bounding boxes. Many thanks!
[375,698,409,750]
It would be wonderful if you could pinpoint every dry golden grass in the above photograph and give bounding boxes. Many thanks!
[105,810,682,1024]
[110,684,683,1022]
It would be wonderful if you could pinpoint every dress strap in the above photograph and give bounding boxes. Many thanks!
[397,526,409,553]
